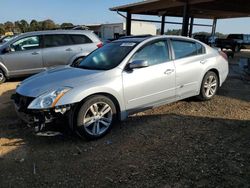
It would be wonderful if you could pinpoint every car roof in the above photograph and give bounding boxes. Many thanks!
[115,35,203,44]
[115,36,153,43]
[18,30,94,37]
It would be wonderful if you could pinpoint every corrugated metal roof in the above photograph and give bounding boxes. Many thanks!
[110,0,250,19]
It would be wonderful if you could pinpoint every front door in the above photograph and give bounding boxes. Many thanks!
[3,35,44,76]
[122,40,176,111]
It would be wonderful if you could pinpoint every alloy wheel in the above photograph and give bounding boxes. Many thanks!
[203,75,217,98]
[81,102,113,136]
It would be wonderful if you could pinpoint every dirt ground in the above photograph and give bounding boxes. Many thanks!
[0,52,250,188]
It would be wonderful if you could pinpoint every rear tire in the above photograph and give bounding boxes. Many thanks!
[74,95,117,140]
[198,71,219,101]
[0,69,6,84]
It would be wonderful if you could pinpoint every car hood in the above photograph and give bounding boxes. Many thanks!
[17,66,104,97]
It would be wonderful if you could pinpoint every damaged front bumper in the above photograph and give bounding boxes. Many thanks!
[11,93,73,133]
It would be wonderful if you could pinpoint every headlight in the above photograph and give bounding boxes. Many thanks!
[28,87,72,109]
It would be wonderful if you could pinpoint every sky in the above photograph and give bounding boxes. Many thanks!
[0,0,250,34]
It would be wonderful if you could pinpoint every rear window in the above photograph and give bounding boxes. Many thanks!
[172,40,205,59]
[70,34,92,44]
[196,43,205,54]
[44,34,71,48]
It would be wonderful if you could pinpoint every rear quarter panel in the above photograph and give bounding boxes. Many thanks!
[202,48,228,87]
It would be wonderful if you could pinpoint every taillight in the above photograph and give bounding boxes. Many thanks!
[219,51,228,61]
[97,42,103,48]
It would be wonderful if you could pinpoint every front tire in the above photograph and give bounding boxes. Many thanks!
[198,71,219,100]
[74,95,117,140]
[72,57,84,67]
[0,69,6,84]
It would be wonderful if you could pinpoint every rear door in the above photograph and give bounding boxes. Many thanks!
[69,34,97,57]
[170,39,207,99]
[2,35,44,76]
[42,34,73,67]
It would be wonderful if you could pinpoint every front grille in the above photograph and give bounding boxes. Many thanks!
[12,93,35,112]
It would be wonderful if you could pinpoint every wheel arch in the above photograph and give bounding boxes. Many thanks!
[83,92,121,114]
[207,68,220,86]
[68,91,123,132]
[198,68,220,95]
[73,92,122,121]
[69,52,89,65]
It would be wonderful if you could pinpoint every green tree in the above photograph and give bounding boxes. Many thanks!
[193,31,226,38]
[61,22,74,29]
[4,21,14,32]
[0,24,5,35]
[19,19,29,32]
[14,21,21,33]
[41,19,56,30]
[30,19,39,31]
[165,29,182,35]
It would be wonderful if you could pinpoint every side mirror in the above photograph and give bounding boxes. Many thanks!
[128,60,149,69]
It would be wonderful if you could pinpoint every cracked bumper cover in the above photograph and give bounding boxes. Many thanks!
[11,93,72,131]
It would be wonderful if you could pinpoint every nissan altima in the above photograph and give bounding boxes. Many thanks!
[12,35,229,139]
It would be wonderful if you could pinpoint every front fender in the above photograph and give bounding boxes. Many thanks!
[55,77,127,119]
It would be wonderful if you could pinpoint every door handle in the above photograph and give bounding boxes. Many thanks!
[200,59,207,64]
[164,69,174,75]
[66,48,73,51]
[31,52,39,55]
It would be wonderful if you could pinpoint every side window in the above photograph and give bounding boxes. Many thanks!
[70,34,92,45]
[247,35,250,41]
[196,42,205,55]
[243,35,247,41]
[172,40,203,59]
[130,40,170,66]
[44,34,71,48]
[10,36,40,52]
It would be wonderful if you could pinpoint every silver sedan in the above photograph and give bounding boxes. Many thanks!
[13,35,229,139]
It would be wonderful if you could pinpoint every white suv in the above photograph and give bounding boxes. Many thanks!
[0,30,102,83]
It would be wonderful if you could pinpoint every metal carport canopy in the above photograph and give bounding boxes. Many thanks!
[110,0,250,36]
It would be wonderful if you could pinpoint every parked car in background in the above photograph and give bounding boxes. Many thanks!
[12,35,229,139]
[0,30,102,83]
[207,36,218,46]
[215,34,250,52]
[193,34,217,46]
[0,35,16,44]
[193,34,209,44]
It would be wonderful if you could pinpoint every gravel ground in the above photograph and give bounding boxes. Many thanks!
[0,54,249,188]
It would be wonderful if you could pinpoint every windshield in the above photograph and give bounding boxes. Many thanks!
[76,41,138,70]
[0,35,18,44]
